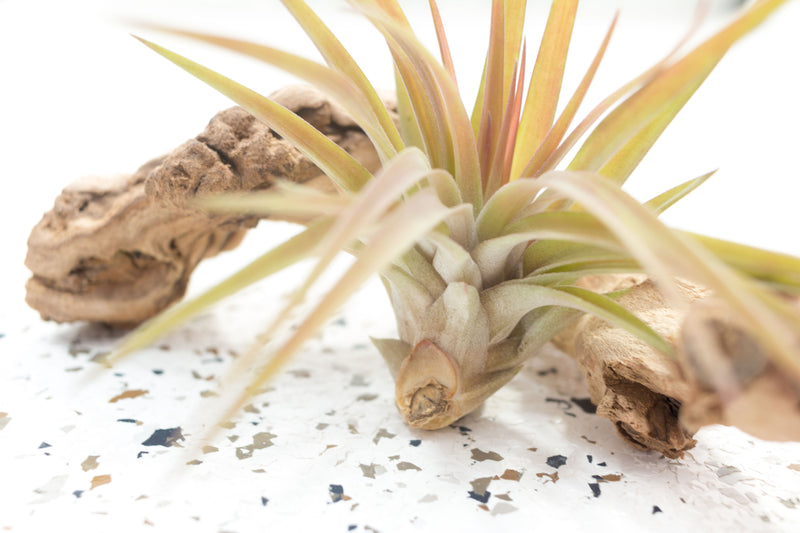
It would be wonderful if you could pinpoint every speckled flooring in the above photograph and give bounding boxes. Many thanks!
[2,263,799,532]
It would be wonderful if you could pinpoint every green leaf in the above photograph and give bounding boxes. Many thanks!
[684,232,800,292]
[538,170,800,381]
[280,0,404,154]
[481,281,671,353]
[473,211,623,286]
[197,182,349,219]
[134,36,372,193]
[644,170,715,215]
[142,26,399,162]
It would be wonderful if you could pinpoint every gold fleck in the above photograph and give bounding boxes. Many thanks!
[471,448,504,462]
[202,446,219,454]
[90,475,111,490]
[536,472,559,484]
[495,493,513,502]
[81,455,100,472]
[789,464,800,472]
[200,390,219,398]
[397,462,421,471]
[320,444,338,455]
[602,474,622,482]
[109,390,148,403]
[500,469,522,481]
[186,460,202,466]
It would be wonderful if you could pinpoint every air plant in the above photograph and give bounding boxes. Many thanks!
[108,0,800,449]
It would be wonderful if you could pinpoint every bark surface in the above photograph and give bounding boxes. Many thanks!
[25,85,386,325]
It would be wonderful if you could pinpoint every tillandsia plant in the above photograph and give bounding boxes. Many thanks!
[96,0,800,453]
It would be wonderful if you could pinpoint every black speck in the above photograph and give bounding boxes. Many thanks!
[571,397,597,414]
[653,506,663,514]
[142,427,184,447]
[0,333,5,339]
[38,442,51,449]
[587,455,593,464]
[458,426,472,434]
[348,526,357,531]
[537,367,557,376]
[546,398,576,417]
[152,369,164,375]
[409,440,421,447]
[597,462,607,467]
[137,451,149,459]
[261,497,269,507]
[546,455,567,469]
[589,483,601,498]
[73,490,83,498]
[117,419,137,424]
[113,372,124,377]
[329,484,344,503]
[332,317,347,327]
[468,491,491,504]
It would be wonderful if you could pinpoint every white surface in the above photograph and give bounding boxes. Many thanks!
[1,1,800,532]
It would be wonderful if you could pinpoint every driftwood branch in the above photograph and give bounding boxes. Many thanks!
[25,86,387,325]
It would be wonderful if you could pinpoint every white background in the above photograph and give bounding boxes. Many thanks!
[1,1,799,532]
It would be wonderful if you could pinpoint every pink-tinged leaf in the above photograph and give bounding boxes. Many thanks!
[485,52,524,196]
[357,2,482,211]
[372,0,411,26]
[394,39,454,171]
[428,0,458,88]
[539,3,707,174]
[518,14,617,179]
[477,0,506,178]
[134,36,371,193]
[511,0,578,179]
[501,0,528,105]
[568,0,788,179]
[109,218,331,362]
[470,0,528,136]
[281,0,403,153]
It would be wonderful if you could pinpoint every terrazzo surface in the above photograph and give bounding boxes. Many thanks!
[2,258,800,532]
[3,1,800,531]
